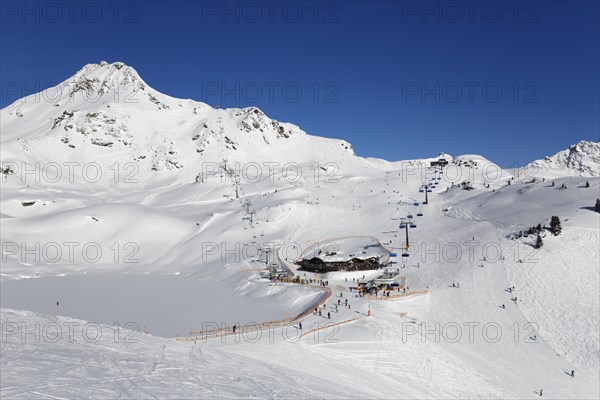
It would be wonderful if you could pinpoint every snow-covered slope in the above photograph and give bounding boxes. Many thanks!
[1,62,599,399]
[527,140,600,178]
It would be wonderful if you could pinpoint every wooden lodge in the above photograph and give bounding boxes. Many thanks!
[298,256,383,272]
[430,158,449,168]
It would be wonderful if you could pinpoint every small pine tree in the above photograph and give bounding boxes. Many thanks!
[536,223,542,233]
[585,181,590,188]
[535,233,543,249]
[595,198,600,213]
[550,216,562,236]
[551,181,555,187]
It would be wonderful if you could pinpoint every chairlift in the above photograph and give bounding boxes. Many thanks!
[423,201,428,205]
[419,189,424,193]
[413,202,419,206]
[427,189,433,192]
[407,214,414,219]
[399,223,406,229]
[417,211,423,216]
[401,253,410,258]
[410,223,417,228]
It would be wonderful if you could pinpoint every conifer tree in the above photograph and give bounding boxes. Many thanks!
[550,216,562,236]
[535,233,543,249]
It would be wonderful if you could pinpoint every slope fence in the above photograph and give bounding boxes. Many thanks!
[176,284,332,342]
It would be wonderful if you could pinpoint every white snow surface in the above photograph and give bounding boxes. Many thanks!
[1,62,599,399]
[299,236,390,263]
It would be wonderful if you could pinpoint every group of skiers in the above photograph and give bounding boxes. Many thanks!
[305,278,329,286]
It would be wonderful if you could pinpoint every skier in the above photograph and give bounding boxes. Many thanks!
[327,312,331,319]
[345,299,348,306]
[338,299,341,305]
[452,283,456,288]
[571,370,575,378]
[318,309,322,317]
[539,389,543,396]
[501,304,505,309]
[299,321,303,330]
[233,324,236,334]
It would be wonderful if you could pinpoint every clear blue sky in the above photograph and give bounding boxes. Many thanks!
[1,0,598,166]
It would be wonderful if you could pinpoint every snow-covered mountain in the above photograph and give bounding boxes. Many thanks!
[527,140,600,177]
[1,62,599,399]
[1,62,355,185]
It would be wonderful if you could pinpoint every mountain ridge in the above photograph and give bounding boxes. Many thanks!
[1,61,598,179]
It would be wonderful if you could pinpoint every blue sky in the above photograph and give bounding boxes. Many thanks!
[1,0,598,166]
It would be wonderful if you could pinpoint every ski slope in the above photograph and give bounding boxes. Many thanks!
[1,62,599,399]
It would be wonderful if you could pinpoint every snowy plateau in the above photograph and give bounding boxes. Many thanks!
[1,62,599,399]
